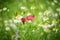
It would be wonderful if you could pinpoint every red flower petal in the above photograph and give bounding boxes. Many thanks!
[21,18,26,24]
[26,15,34,21]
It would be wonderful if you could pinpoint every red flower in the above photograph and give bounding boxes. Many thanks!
[26,15,34,21]
[21,18,26,24]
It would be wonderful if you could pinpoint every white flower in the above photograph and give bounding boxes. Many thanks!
[30,5,35,10]
[38,12,42,15]
[8,19,13,23]
[52,13,58,17]
[38,24,42,27]
[42,24,50,29]
[37,27,40,30]
[16,15,23,20]
[48,7,53,13]
[54,0,57,3]
[51,2,55,5]
[14,20,21,23]
[19,16,23,20]
[44,28,50,33]
[14,15,23,23]
[10,23,17,29]
[4,20,8,26]
[43,16,49,21]
[28,20,32,23]
[51,19,57,26]
[32,29,35,32]
[20,6,27,10]
[44,10,50,15]
[57,8,60,11]
[51,13,55,17]
[21,12,23,15]
[51,23,55,26]
[27,13,31,16]
[56,29,58,33]
[4,20,8,23]
[38,12,44,18]
[12,34,18,40]
[6,27,10,31]
[42,22,51,29]
[53,28,58,33]
[55,13,58,17]
[3,7,7,11]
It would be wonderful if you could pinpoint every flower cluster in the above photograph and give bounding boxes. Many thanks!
[0,7,9,12]
[38,9,58,33]
[14,14,34,24]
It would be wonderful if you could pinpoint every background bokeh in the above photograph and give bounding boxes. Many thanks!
[0,0,60,40]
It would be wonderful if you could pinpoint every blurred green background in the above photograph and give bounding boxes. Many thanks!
[0,0,60,40]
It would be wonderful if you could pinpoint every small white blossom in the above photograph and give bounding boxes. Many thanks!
[53,28,58,33]
[44,10,50,15]
[28,20,32,23]
[30,6,35,10]
[38,12,43,18]
[57,8,60,11]
[51,13,55,17]
[43,17,49,21]
[38,12,42,15]
[55,13,58,17]
[20,6,27,10]
[38,24,42,27]
[14,20,21,23]
[51,2,55,5]
[32,29,35,32]
[42,24,51,29]
[27,13,31,16]
[51,19,57,26]
[51,23,55,26]
[3,7,7,11]
[37,27,40,30]
[8,19,13,23]
[43,28,50,33]
[4,20,8,25]
[21,12,23,15]
[10,23,17,29]
[19,16,23,20]
[14,16,23,23]
[4,20,8,23]
[51,23,56,26]
[56,29,58,33]
[54,0,58,3]
[6,27,10,31]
